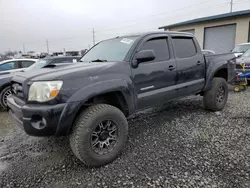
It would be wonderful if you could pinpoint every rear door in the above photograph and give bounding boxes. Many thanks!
[20,60,35,68]
[171,36,205,97]
[132,34,177,109]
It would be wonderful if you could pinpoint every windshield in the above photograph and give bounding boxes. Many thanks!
[242,49,250,57]
[232,44,250,53]
[25,59,51,71]
[80,37,138,62]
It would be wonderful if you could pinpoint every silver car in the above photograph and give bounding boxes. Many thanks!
[0,58,37,76]
[0,59,37,108]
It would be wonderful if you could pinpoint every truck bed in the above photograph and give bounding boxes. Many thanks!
[204,53,236,83]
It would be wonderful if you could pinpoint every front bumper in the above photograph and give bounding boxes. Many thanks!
[7,96,80,136]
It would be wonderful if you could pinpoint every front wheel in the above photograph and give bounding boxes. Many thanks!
[0,86,12,109]
[70,104,128,167]
[203,78,228,111]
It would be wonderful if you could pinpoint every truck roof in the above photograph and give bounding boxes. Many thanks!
[116,31,194,38]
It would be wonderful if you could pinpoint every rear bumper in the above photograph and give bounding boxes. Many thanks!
[7,96,80,136]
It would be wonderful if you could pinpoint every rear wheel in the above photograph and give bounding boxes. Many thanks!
[203,78,228,111]
[0,86,12,109]
[70,104,128,167]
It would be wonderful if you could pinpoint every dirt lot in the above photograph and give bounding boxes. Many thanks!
[1,89,250,188]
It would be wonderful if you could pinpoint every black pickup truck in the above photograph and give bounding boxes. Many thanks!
[7,32,235,166]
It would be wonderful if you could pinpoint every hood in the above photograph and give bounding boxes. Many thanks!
[236,56,250,64]
[13,62,118,82]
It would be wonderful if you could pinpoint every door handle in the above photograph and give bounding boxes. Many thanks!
[168,65,175,71]
[197,61,202,65]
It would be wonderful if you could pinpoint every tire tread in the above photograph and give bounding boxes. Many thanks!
[69,104,128,166]
[203,78,228,111]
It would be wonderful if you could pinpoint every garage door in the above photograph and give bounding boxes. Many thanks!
[204,24,236,53]
[181,29,195,35]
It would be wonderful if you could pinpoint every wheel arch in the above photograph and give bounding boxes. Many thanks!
[56,90,133,136]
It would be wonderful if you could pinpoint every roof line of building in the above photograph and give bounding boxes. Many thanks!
[158,9,250,29]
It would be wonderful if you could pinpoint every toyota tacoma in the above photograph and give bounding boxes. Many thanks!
[7,32,236,166]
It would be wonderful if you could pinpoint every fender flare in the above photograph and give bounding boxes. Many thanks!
[56,79,135,136]
[67,78,135,114]
[203,61,228,91]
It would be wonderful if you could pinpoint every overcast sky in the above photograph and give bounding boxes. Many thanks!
[0,0,249,53]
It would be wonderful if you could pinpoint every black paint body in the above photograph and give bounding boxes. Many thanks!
[7,32,236,136]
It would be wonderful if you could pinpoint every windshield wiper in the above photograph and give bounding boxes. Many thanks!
[90,59,107,62]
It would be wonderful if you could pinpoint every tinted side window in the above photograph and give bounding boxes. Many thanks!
[140,38,170,61]
[21,61,34,68]
[0,61,19,71]
[67,58,78,62]
[53,59,72,64]
[172,37,197,58]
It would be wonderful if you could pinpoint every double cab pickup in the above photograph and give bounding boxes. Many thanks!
[7,32,235,166]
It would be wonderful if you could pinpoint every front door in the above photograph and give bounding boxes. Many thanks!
[132,35,177,110]
[0,61,21,76]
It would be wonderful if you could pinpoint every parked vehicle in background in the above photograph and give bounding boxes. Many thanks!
[8,31,235,166]
[53,52,64,56]
[0,56,80,109]
[202,50,215,55]
[232,43,250,57]
[65,51,80,56]
[39,53,48,58]
[26,51,40,58]
[0,59,37,108]
[241,49,250,57]
[19,54,32,58]
[0,59,37,76]
[235,49,250,76]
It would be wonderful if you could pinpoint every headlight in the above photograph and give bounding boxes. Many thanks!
[28,81,63,102]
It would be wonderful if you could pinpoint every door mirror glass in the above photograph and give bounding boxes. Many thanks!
[136,50,155,63]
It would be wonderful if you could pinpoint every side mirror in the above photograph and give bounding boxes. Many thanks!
[136,50,156,63]
[132,50,156,68]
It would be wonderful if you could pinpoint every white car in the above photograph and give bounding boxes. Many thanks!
[232,43,250,57]
[0,59,37,76]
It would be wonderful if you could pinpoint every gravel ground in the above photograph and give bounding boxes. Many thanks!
[1,88,250,188]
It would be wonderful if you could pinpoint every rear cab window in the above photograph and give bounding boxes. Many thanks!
[172,37,197,58]
[139,38,170,62]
